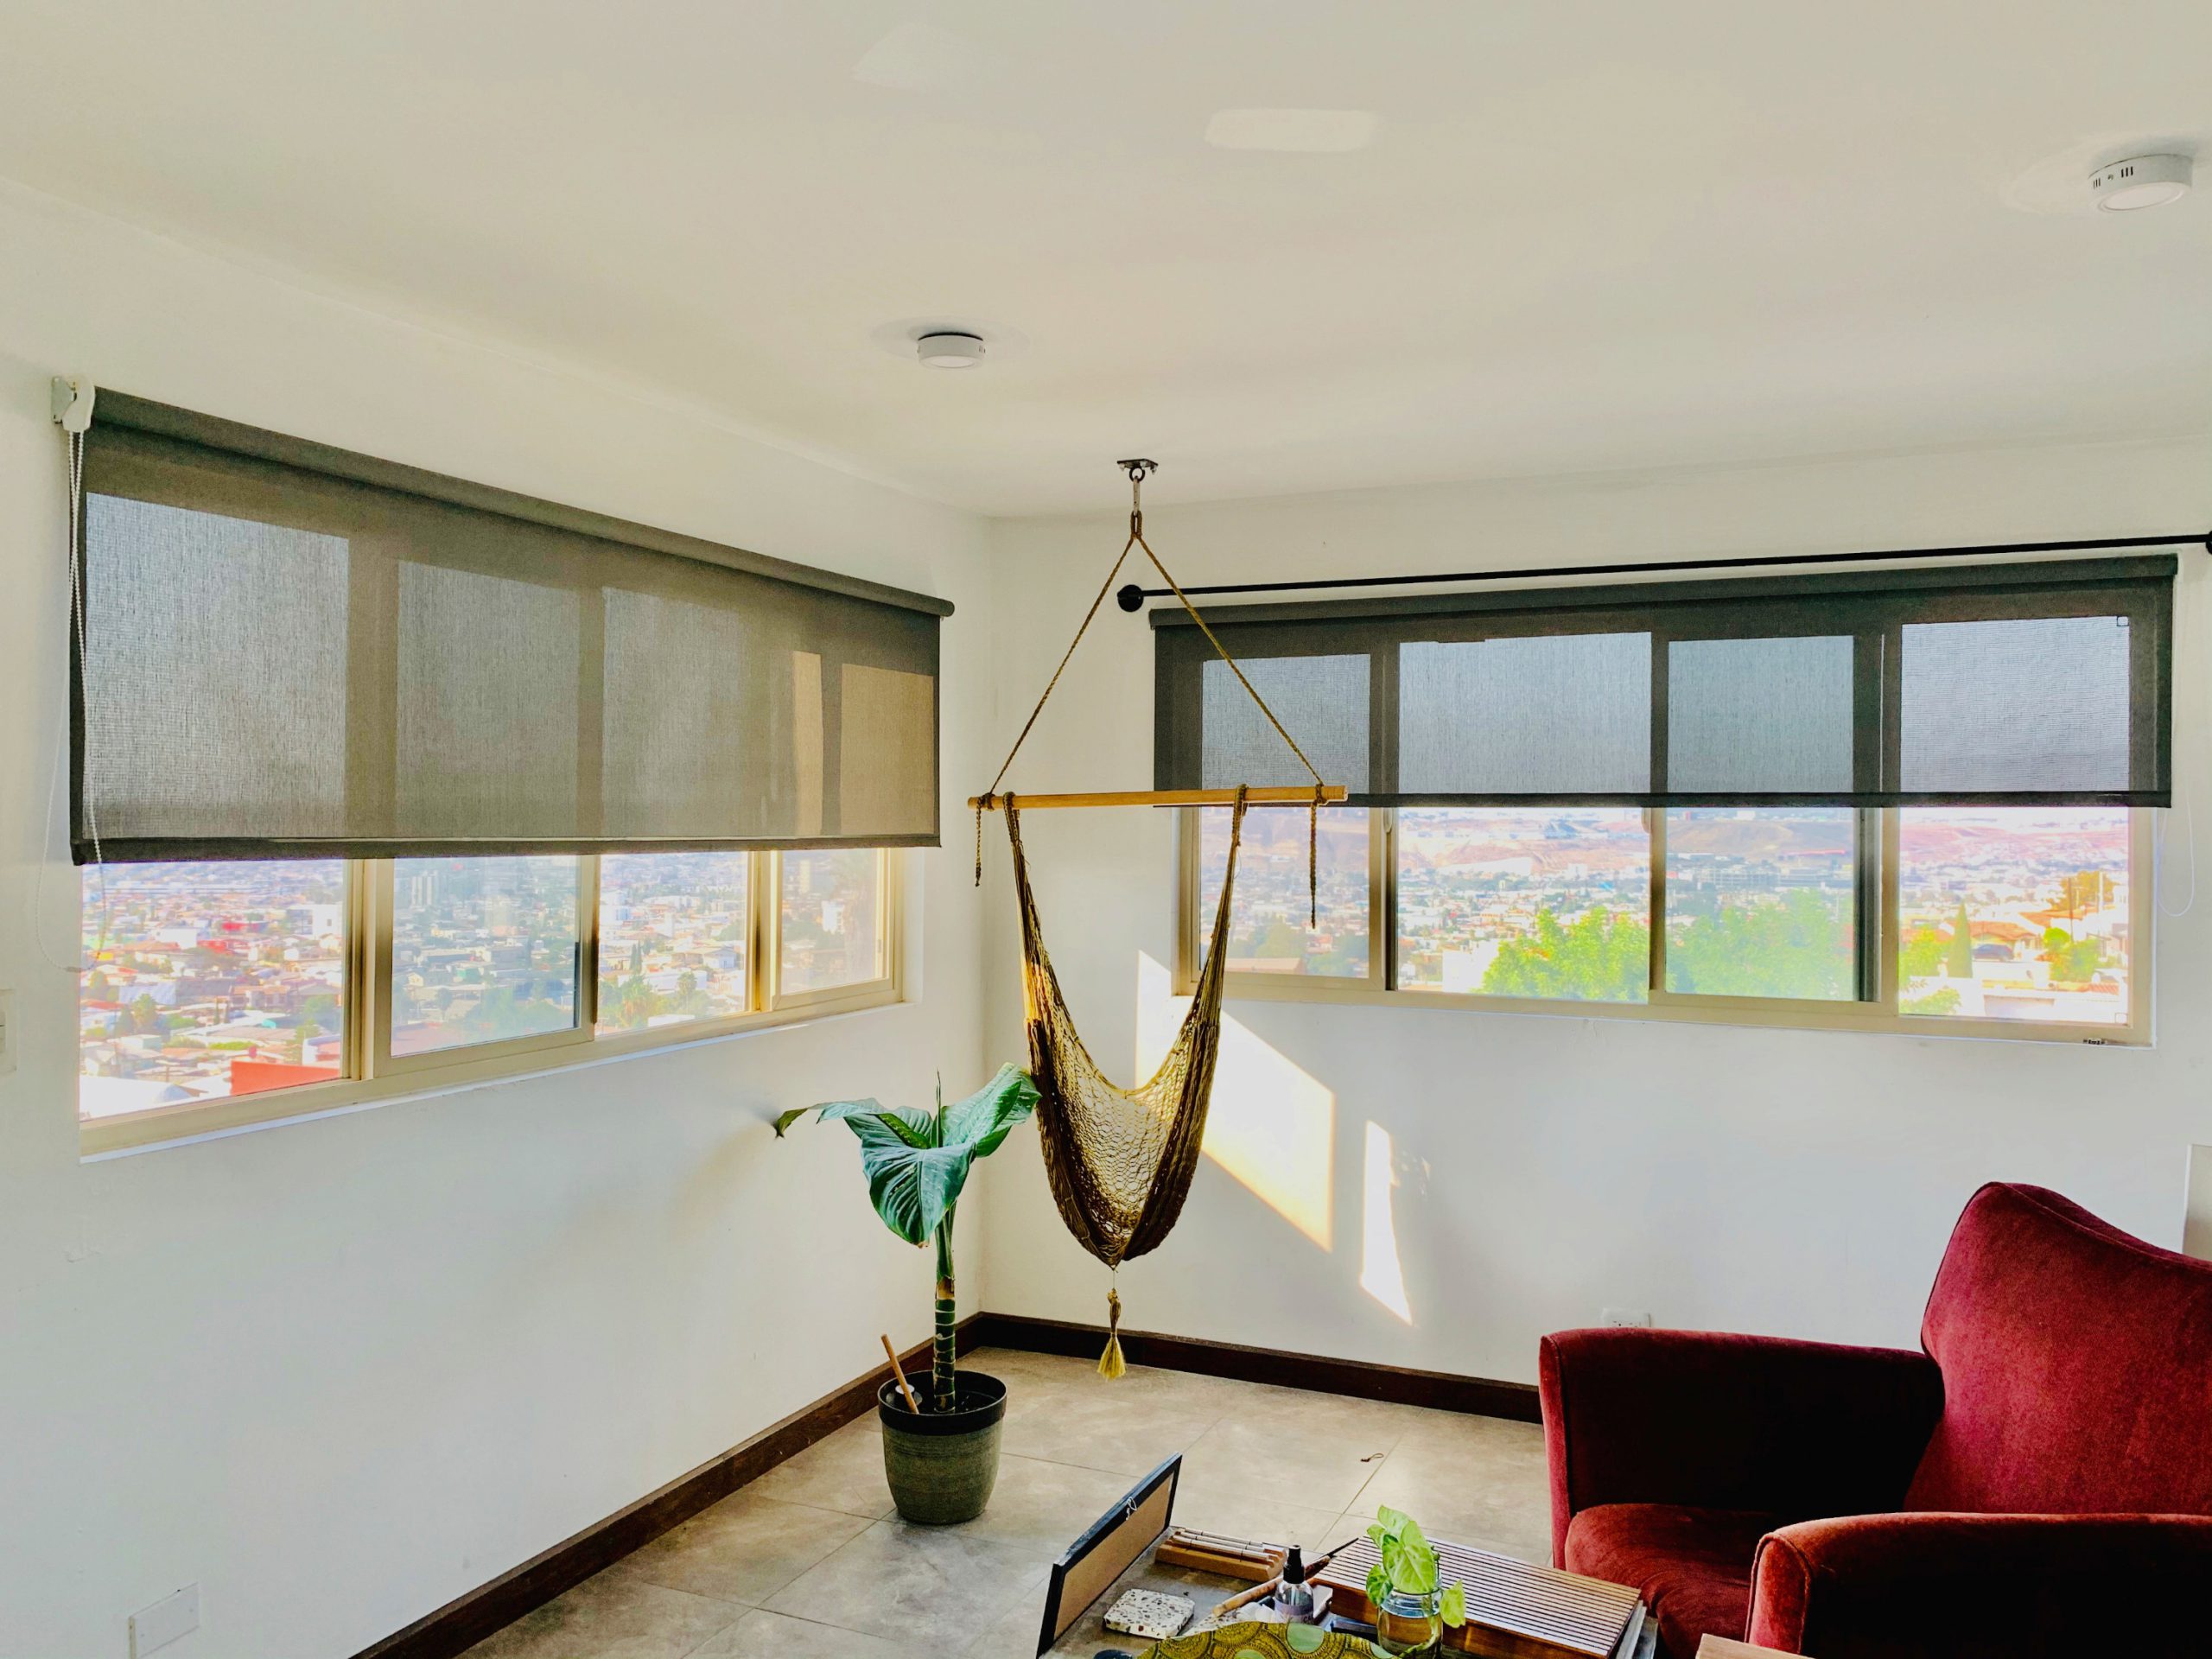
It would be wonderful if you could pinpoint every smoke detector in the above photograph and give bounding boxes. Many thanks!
[916,331,986,368]
[2090,154,2191,212]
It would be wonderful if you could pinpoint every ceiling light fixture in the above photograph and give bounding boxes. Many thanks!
[916,331,986,368]
[2091,154,2191,212]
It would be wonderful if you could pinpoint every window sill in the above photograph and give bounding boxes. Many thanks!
[79,980,905,1159]
[1196,969,2148,1046]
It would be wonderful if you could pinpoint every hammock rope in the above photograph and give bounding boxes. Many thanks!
[978,461,1333,1376]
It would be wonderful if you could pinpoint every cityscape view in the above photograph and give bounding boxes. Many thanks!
[598,851,750,1032]
[79,860,347,1119]
[1896,807,2131,1026]
[1198,804,2131,1024]
[779,849,884,994]
[390,856,582,1056]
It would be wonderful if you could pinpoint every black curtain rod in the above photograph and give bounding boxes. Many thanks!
[1113,530,2211,613]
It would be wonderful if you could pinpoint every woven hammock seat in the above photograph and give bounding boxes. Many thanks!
[976,461,1329,1376]
[1006,790,1245,1270]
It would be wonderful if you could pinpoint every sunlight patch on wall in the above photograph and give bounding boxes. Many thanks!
[1361,1121,1413,1324]
[1136,952,1333,1249]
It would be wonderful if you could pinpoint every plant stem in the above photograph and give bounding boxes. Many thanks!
[932,1207,957,1411]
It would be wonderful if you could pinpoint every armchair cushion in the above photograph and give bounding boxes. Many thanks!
[1541,1327,1942,1566]
[1905,1183,2212,1515]
[1564,1504,1771,1659]
[1748,1511,2212,1658]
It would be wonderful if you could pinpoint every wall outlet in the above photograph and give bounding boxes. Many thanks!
[1601,1306,1653,1328]
[129,1584,198,1657]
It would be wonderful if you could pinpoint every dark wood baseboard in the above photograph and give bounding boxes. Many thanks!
[350,1319,976,1659]
[353,1312,1535,1658]
[967,1312,1542,1424]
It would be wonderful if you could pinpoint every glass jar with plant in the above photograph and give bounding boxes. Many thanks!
[774,1064,1038,1524]
[1365,1507,1469,1655]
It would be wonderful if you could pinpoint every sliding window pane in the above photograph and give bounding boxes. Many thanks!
[597,853,751,1031]
[1198,807,1369,977]
[1396,810,1649,1001]
[1662,809,1857,1001]
[391,856,581,1055]
[79,861,346,1118]
[1898,808,2132,1026]
[779,850,883,995]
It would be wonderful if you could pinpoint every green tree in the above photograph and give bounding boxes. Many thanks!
[1899,927,1945,980]
[1481,908,1649,1001]
[1667,890,1854,1000]
[298,993,340,1035]
[2042,927,2102,984]
[1900,987,1962,1016]
[130,994,160,1035]
[86,969,116,1003]
[1945,901,1974,978]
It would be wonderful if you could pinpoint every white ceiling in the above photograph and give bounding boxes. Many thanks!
[3,2,2209,515]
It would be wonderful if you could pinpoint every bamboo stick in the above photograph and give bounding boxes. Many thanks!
[968,785,1348,810]
[879,1334,921,1414]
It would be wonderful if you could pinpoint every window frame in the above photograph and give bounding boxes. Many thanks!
[1176,805,2152,1046]
[79,849,905,1155]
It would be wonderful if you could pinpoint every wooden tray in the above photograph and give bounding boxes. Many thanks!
[1315,1539,1642,1659]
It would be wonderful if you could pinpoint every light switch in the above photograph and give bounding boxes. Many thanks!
[129,1584,198,1657]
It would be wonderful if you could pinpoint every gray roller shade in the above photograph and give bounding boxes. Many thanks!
[73,394,947,862]
[1154,556,2172,808]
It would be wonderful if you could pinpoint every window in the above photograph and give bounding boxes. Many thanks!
[1160,551,2169,1045]
[1183,805,2150,1041]
[79,861,347,1121]
[778,849,888,996]
[597,852,752,1032]
[390,856,584,1057]
[79,849,902,1148]
[1897,807,2133,1027]
[1395,809,1649,1001]
[1659,808,1859,1001]
[1197,807,1371,977]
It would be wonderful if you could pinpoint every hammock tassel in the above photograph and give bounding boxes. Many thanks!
[1098,1283,1128,1380]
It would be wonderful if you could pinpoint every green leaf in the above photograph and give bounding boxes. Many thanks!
[858,1140,976,1246]
[940,1065,1039,1160]
[1373,1505,1413,1541]
[810,1098,937,1149]
[1439,1583,1466,1628]
[1365,1565,1391,1608]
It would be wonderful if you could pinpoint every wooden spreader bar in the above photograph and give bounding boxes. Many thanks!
[968,785,1348,810]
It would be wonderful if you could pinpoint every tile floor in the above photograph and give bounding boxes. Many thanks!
[462,1346,1550,1659]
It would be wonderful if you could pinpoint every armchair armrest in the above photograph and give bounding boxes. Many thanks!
[1541,1328,1942,1566]
[1749,1512,2212,1658]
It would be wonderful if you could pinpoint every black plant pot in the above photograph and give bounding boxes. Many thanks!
[877,1370,1007,1525]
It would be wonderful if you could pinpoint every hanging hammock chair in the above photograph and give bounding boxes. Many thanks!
[973,461,1341,1376]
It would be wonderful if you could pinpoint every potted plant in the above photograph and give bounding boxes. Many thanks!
[1365,1507,1469,1655]
[774,1063,1039,1524]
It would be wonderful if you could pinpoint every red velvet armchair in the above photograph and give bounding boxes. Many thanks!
[1541,1183,2212,1657]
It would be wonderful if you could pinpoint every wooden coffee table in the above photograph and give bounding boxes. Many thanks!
[1047,1535,1656,1658]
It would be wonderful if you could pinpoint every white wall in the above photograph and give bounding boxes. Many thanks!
[978,435,2212,1387]
[0,181,994,1659]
